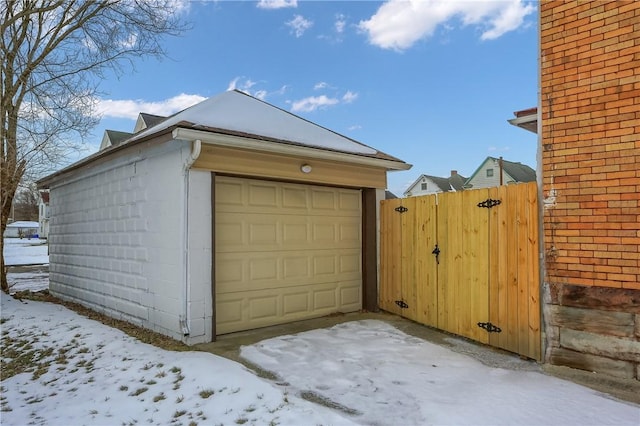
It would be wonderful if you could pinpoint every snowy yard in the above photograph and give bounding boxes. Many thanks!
[3,238,49,266]
[243,322,640,425]
[1,240,639,425]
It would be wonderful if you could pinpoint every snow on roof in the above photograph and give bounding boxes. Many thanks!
[7,221,39,228]
[131,90,378,155]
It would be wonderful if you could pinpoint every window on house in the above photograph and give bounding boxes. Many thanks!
[486,169,494,177]
[421,183,427,190]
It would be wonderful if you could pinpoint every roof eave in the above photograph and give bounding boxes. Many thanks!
[172,127,412,172]
[37,126,177,189]
[508,113,538,134]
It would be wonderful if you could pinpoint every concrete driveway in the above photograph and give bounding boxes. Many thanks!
[195,310,640,406]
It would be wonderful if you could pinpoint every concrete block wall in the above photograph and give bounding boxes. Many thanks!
[540,1,640,379]
[49,141,190,341]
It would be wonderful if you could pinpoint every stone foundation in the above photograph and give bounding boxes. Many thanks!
[544,283,640,380]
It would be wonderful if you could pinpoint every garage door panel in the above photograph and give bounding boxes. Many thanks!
[283,292,309,315]
[283,256,309,279]
[313,255,336,275]
[339,253,361,273]
[218,216,360,253]
[217,252,360,293]
[217,299,243,324]
[217,177,360,216]
[216,180,244,206]
[339,191,361,212]
[282,187,308,209]
[249,295,278,320]
[311,189,338,210]
[313,288,337,310]
[216,281,359,334]
[340,283,362,310]
[339,222,360,243]
[217,258,244,284]
[217,221,244,246]
[283,222,308,243]
[249,257,278,281]
[216,176,362,334]
[248,183,278,207]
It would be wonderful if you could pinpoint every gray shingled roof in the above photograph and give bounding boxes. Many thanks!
[137,113,166,130]
[448,173,467,191]
[105,130,133,146]
[500,158,536,182]
[404,172,468,195]
[429,176,454,192]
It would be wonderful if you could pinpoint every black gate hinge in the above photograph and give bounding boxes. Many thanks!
[395,206,408,213]
[477,322,502,333]
[477,198,501,209]
[395,300,409,309]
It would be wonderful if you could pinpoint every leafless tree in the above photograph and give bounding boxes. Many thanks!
[1,0,189,291]
[12,183,39,221]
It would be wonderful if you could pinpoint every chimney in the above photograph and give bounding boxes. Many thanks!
[450,170,457,177]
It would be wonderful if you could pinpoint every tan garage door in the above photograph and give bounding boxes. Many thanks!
[215,176,362,334]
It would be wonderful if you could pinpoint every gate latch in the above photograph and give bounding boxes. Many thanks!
[432,244,440,264]
[477,322,502,333]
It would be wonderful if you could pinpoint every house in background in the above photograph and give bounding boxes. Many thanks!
[38,90,410,345]
[464,156,536,189]
[99,130,133,150]
[38,191,50,239]
[403,170,466,197]
[4,221,39,238]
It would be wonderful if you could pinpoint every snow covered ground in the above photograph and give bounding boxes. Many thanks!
[2,240,639,425]
[0,292,356,426]
[3,237,49,266]
[242,323,640,425]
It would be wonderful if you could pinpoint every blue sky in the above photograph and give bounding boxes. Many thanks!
[91,0,539,196]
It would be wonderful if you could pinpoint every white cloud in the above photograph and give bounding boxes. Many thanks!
[227,77,287,101]
[359,0,535,51]
[96,93,205,120]
[348,124,362,131]
[287,15,313,37]
[342,91,358,103]
[257,0,297,9]
[480,1,535,40]
[253,90,268,100]
[291,89,358,113]
[291,95,339,113]
[227,76,257,92]
[314,82,330,90]
[335,13,346,33]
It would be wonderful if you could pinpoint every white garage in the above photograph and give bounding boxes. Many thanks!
[39,90,410,344]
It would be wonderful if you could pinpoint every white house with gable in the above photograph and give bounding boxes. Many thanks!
[464,156,536,189]
[403,170,466,197]
[38,90,411,345]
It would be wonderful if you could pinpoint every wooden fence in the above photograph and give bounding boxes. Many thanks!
[380,182,541,360]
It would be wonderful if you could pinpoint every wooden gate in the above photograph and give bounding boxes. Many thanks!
[380,182,541,360]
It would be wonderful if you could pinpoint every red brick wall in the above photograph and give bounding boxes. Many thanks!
[540,0,640,291]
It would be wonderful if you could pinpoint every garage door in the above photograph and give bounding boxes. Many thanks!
[215,176,362,334]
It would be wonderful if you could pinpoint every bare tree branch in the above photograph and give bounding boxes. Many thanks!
[1,0,189,291]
